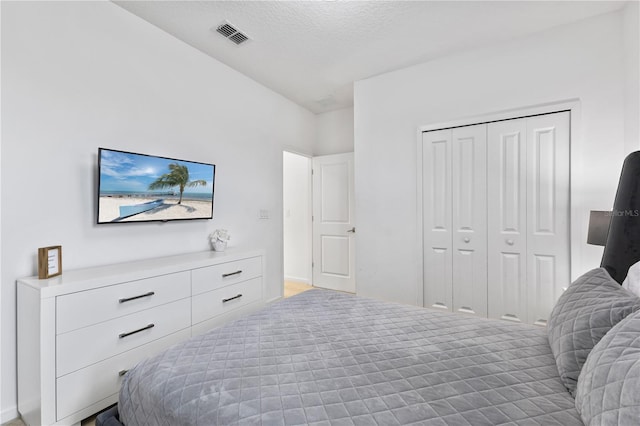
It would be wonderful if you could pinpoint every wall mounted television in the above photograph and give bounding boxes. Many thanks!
[97,148,215,224]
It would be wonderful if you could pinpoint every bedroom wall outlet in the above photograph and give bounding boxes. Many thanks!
[259,209,270,219]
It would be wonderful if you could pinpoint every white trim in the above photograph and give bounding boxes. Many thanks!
[418,99,580,132]
[265,296,283,304]
[0,1,4,416]
[567,103,583,281]
[416,99,581,304]
[1,407,19,424]
[284,276,311,285]
[305,155,313,286]
[281,145,313,159]
[416,127,424,307]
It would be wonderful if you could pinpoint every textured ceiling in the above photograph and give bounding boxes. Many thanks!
[113,1,625,114]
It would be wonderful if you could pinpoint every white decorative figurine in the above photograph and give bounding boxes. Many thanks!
[209,229,230,252]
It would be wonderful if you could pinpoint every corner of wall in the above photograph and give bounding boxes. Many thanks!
[1,1,315,419]
[623,0,640,154]
[314,106,355,156]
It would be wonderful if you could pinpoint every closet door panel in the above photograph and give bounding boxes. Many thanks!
[488,119,528,323]
[498,252,524,322]
[526,112,570,325]
[423,130,453,311]
[452,125,487,317]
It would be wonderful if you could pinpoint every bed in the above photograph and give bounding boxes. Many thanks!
[119,289,578,425]
[103,154,640,426]
[107,267,639,426]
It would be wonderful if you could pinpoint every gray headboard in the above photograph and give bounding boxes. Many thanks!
[601,151,640,284]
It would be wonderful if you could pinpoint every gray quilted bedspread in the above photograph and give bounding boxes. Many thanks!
[119,289,582,425]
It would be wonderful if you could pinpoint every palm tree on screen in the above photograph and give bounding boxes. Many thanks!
[148,163,206,204]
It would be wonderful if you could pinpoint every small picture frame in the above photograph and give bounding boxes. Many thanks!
[38,245,62,279]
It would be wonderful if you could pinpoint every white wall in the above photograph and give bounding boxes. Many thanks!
[315,107,354,155]
[624,1,640,154]
[354,10,638,305]
[0,2,3,416]
[0,1,315,419]
[283,152,311,283]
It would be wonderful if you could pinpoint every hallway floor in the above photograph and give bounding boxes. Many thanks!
[284,281,313,298]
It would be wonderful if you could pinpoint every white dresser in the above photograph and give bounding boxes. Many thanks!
[17,249,265,426]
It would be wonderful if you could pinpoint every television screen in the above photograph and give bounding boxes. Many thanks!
[97,148,215,224]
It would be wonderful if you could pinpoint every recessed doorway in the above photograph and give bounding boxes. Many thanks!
[283,151,312,297]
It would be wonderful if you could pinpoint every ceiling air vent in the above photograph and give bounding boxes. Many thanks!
[229,32,249,45]
[215,21,250,45]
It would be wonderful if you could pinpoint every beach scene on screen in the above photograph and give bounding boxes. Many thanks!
[98,150,215,223]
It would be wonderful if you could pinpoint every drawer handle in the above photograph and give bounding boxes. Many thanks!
[222,294,243,303]
[222,270,243,278]
[119,369,128,377]
[119,323,155,339]
[119,291,155,304]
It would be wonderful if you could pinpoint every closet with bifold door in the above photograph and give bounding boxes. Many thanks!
[422,110,570,326]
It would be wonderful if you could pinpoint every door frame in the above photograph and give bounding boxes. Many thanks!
[416,99,582,307]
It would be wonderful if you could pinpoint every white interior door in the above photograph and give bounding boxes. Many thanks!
[422,129,453,311]
[526,112,570,325]
[487,118,528,323]
[312,153,355,293]
[423,125,488,316]
[487,111,570,324]
[452,125,487,317]
[422,110,570,325]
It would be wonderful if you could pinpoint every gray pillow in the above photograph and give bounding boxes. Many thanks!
[575,309,640,425]
[547,268,640,396]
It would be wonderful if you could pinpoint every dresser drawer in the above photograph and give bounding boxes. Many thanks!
[192,277,262,324]
[191,256,262,295]
[56,271,190,334]
[57,298,190,376]
[56,328,190,422]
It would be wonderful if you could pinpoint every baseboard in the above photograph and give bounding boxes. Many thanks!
[284,276,310,285]
[266,295,282,304]
[1,405,19,424]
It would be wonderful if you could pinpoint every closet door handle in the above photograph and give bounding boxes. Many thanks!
[463,237,470,243]
[119,291,155,304]
[222,294,243,303]
[222,270,242,278]
[119,323,154,339]
[506,239,514,246]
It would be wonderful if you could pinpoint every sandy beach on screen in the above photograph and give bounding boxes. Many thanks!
[98,196,213,223]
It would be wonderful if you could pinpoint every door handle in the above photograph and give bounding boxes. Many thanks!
[347,227,356,233]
